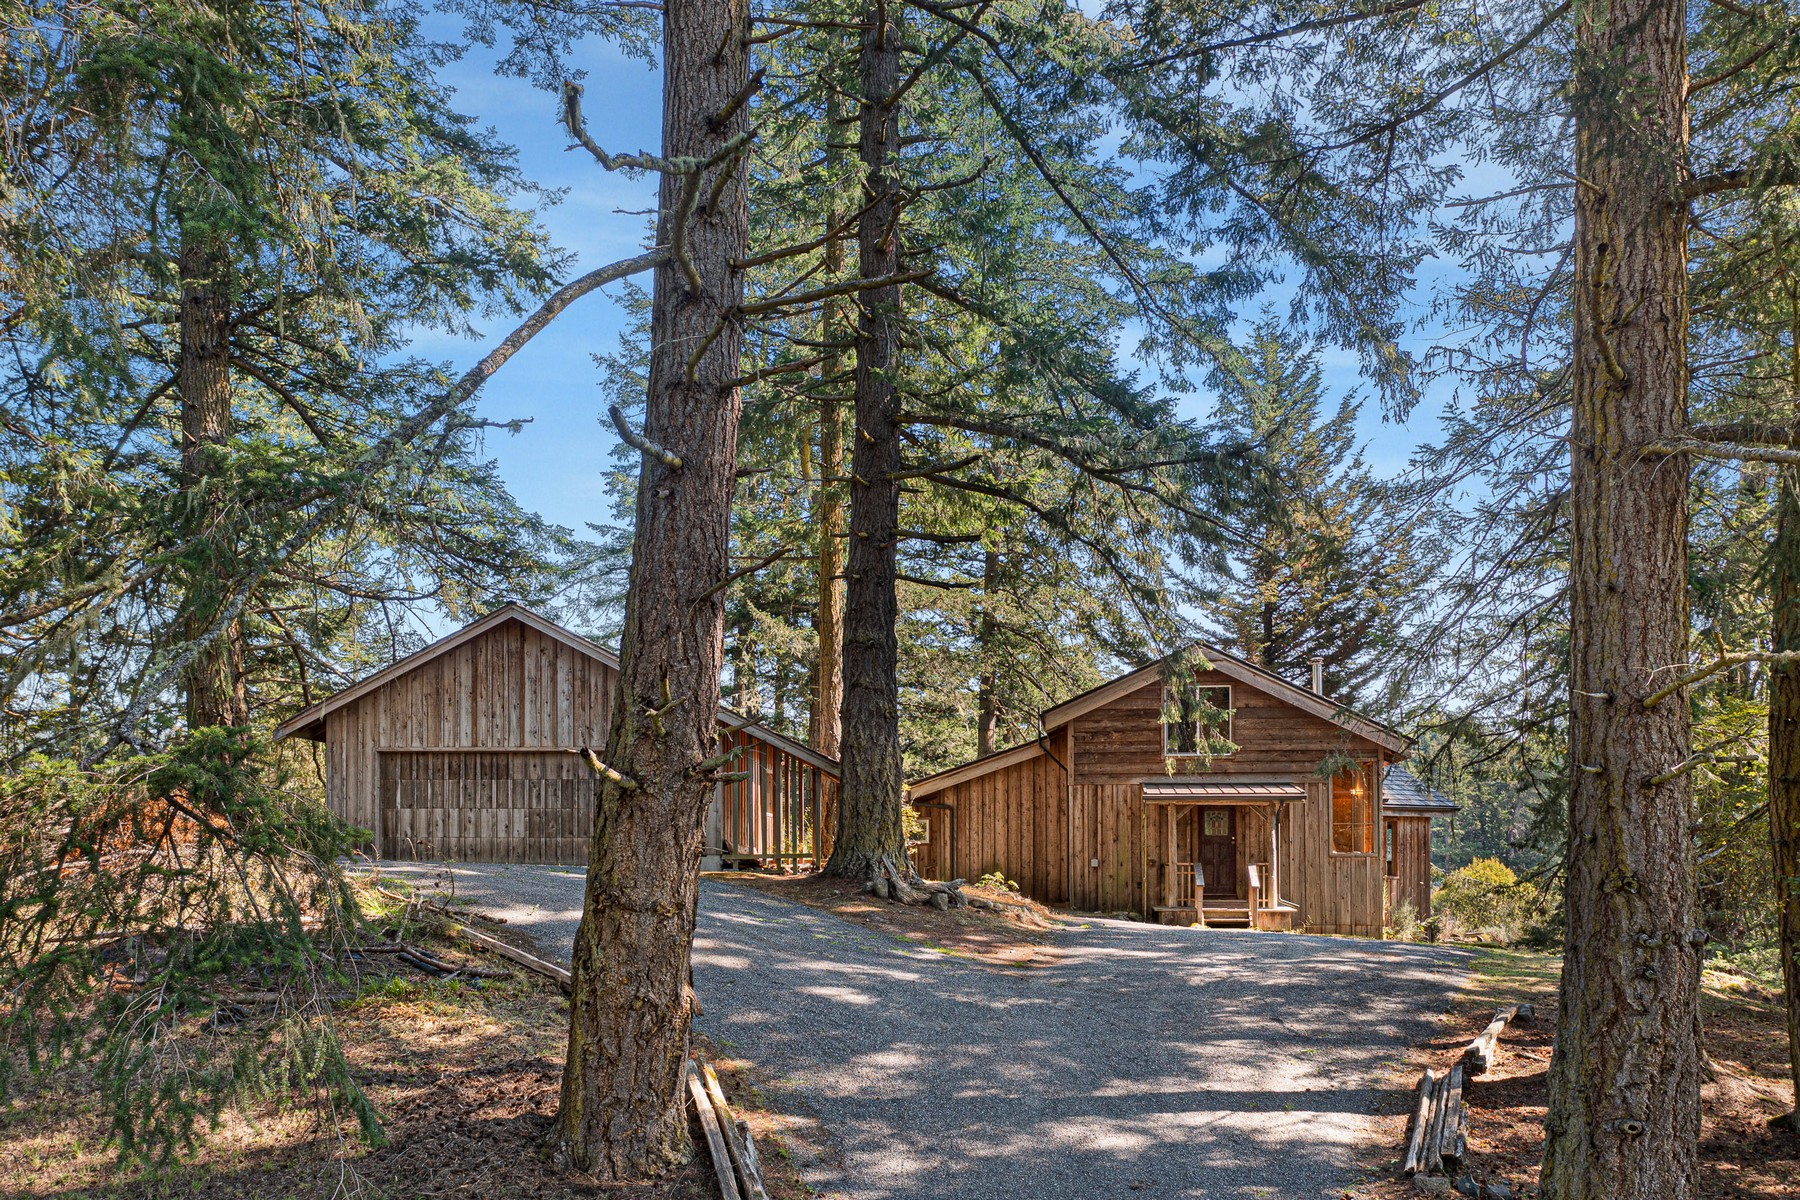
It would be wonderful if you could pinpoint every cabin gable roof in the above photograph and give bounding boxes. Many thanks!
[910,643,1409,796]
[1040,643,1409,754]
[908,740,1048,799]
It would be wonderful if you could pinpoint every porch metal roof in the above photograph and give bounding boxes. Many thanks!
[1141,778,1306,802]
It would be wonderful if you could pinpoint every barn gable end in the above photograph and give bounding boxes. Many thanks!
[280,604,838,866]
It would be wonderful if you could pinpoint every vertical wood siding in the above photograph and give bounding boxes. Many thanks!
[910,743,1069,902]
[714,726,837,868]
[320,617,837,865]
[920,668,1402,934]
[1385,815,1434,919]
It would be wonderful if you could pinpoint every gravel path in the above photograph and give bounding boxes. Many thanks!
[374,862,1469,1200]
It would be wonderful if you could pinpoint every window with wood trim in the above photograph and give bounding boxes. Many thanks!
[1331,762,1376,854]
[1162,684,1234,757]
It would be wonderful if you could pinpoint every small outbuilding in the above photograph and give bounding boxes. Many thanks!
[276,604,838,868]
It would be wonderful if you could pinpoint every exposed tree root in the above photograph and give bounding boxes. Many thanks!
[863,859,967,910]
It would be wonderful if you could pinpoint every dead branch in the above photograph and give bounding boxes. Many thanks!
[610,404,683,468]
[691,545,795,606]
[577,748,641,791]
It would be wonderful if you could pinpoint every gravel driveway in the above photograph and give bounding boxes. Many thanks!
[374,862,1469,1200]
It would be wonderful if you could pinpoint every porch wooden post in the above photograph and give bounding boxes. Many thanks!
[1270,802,1282,908]
[1162,804,1176,909]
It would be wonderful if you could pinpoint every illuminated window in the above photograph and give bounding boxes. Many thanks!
[1162,684,1234,756]
[1331,763,1376,854]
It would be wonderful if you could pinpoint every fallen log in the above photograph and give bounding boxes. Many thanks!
[1422,1069,1449,1174]
[395,944,511,981]
[373,885,571,992]
[688,1063,743,1200]
[1402,1068,1438,1176]
[1463,1004,1520,1076]
[436,920,571,993]
[699,1059,771,1200]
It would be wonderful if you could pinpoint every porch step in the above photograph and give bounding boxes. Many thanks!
[1152,903,1254,927]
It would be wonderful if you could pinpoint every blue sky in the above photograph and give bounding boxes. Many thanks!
[415,23,1457,542]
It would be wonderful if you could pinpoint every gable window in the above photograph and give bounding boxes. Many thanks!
[1163,684,1234,757]
[1331,762,1376,854]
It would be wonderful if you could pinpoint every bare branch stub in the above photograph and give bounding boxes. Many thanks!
[609,404,683,468]
[690,545,795,607]
[578,747,641,791]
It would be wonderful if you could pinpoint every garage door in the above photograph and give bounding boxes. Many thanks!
[379,750,595,864]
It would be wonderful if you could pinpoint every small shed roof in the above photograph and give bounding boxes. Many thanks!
[273,603,839,775]
[1381,765,1459,813]
[1142,777,1307,803]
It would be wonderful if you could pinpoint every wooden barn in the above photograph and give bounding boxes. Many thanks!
[907,646,1456,936]
[275,604,838,869]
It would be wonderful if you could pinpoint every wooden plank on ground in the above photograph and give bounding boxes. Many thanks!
[1464,1004,1519,1076]
[688,1065,743,1200]
[700,1060,771,1200]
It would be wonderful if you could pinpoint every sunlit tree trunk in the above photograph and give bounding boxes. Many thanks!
[826,1,909,885]
[1771,433,1800,1129]
[976,549,1000,756]
[811,90,849,758]
[1541,0,1701,1192]
[554,0,751,1177]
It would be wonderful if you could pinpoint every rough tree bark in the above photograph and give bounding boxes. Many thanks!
[1772,466,1800,1132]
[1541,0,1702,1193]
[553,0,751,1178]
[825,2,910,887]
[177,232,248,729]
[810,91,849,759]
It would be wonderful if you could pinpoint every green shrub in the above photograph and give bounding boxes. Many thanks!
[1386,900,1420,942]
[1434,858,1542,943]
[976,870,1020,893]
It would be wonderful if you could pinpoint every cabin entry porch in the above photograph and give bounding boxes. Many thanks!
[1143,779,1304,930]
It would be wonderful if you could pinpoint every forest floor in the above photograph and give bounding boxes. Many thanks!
[1346,945,1797,1199]
[0,882,812,1200]
[714,869,1067,968]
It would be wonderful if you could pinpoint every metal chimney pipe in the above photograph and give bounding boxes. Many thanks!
[1310,658,1325,695]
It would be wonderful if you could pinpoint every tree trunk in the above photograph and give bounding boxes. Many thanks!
[811,106,848,758]
[825,3,909,886]
[1772,448,1800,1127]
[177,232,248,729]
[554,0,750,1178]
[976,549,999,757]
[1541,0,1701,1193]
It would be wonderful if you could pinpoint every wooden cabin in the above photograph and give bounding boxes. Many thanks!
[908,646,1456,936]
[275,604,838,869]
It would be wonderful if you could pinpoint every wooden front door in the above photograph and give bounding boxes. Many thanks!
[1196,806,1238,898]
